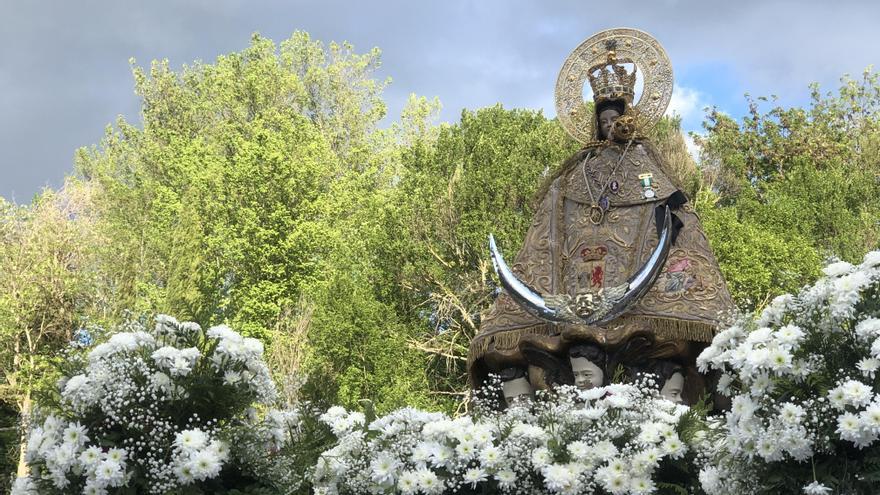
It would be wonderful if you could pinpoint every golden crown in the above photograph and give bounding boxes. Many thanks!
[587,51,637,105]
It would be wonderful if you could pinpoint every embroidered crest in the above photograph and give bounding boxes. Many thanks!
[576,245,608,290]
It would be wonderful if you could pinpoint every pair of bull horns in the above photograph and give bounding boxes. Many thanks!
[488,205,672,325]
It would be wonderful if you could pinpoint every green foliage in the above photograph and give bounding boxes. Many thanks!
[72,32,440,416]
[384,105,579,402]
[696,68,880,309]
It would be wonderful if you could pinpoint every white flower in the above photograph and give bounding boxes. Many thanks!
[661,435,687,459]
[370,452,400,486]
[593,439,618,459]
[857,357,880,378]
[106,448,127,463]
[775,324,805,346]
[62,422,89,447]
[778,402,806,425]
[416,468,443,495]
[829,386,848,410]
[463,467,488,488]
[861,403,880,433]
[79,446,103,468]
[768,348,793,372]
[823,260,854,277]
[175,429,208,453]
[862,250,880,268]
[841,379,873,407]
[567,440,590,459]
[745,327,774,345]
[10,477,39,495]
[478,445,502,467]
[803,480,832,495]
[531,447,552,468]
[856,318,880,342]
[397,470,419,494]
[189,449,223,481]
[495,470,516,489]
[699,467,723,494]
[629,476,656,495]
[94,459,125,487]
[836,412,863,443]
[223,370,242,386]
[542,463,578,492]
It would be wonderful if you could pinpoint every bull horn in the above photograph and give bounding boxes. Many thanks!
[489,205,673,325]
[488,234,577,323]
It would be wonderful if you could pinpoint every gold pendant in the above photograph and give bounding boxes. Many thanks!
[589,205,604,225]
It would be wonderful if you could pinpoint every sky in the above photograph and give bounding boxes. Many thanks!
[1,0,878,202]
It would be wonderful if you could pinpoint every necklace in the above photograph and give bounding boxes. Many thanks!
[581,140,633,225]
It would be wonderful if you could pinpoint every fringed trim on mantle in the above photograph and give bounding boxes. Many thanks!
[468,317,718,365]
[467,324,552,366]
[618,315,717,344]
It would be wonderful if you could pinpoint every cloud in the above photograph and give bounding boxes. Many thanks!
[666,86,703,121]
[682,132,702,163]
[2,0,879,200]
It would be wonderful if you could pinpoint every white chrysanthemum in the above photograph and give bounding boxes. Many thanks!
[495,470,516,489]
[463,467,488,488]
[175,429,208,453]
[593,439,619,459]
[775,324,805,346]
[823,260,854,277]
[10,477,39,495]
[842,379,873,407]
[543,463,578,493]
[478,445,502,467]
[831,271,871,317]
[397,470,419,494]
[662,435,687,459]
[62,422,89,447]
[416,468,443,495]
[857,357,880,378]
[79,446,103,469]
[856,318,880,342]
[836,412,863,443]
[94,459,125,487]
[531,447,552,468]
[768,348,793,372]
[699,467,723,494]
[745,327,774,346]
[862,250,880,268]
[861,403,880,434]
[189,449,223,481]
[778,402,806,425]
[370,452,400,486]
[629,476,656,495]
[206,324,239,341]
[567,440,590,460]
[803,480,833,494]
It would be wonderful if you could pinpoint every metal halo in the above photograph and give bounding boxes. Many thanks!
[554,27,674,144]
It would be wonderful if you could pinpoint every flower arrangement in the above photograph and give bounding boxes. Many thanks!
[312,380,702,495]
[696,250,880,494]
[12,315,305,495]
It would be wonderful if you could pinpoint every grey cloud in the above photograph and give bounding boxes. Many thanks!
[1,0,878,200]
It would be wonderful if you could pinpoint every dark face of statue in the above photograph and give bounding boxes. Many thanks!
[598,108,620,141]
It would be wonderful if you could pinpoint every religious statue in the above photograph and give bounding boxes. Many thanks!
[468,28,734,405]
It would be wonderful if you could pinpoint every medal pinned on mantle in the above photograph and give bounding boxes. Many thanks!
[638,173,656,199]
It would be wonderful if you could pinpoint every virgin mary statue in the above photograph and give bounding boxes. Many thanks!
[468,28,734,404]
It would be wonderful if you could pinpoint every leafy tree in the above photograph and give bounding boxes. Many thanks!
[696,68,880,309]
[0,182,103,480]
[75,32,441,414]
